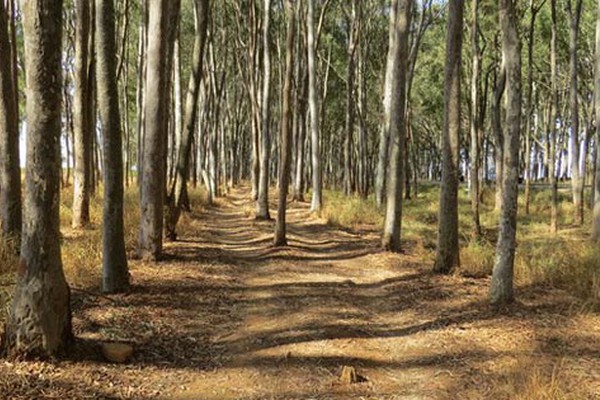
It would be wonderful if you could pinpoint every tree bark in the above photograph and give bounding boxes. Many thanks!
[490,0,522,305]
[381,0,411,252]
[375,0,398,209]
[592,0,600,240]
[95,0,129,293]
[550,0,559,233]
[1,0,73,359]
[72,0,92,229]
[568,0,584,226]
[138,0,172,260]
[274,0,295,247]
[165,0,209,239]
[0,0,21,240]
[256,0,272,219]
[469,0,481,238]
[433,0,464,274]
[308,0,322,212]
[344,0,358,197]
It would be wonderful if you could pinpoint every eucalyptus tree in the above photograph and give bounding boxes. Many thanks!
[491,0,522,305]
[433,0,464,274]
[0,0,20,240]
[72,0,92,229]
[2,0,73,359]
[469,0,482,238]
[96,0,129,292]
[567,0,584,226]
[592,0,600,240]
[166,0,210,239]
[308,0,322,212]
[274,0,296,247]
[382,0,411,252]
[139,0,179,260]
[256,0,273,220]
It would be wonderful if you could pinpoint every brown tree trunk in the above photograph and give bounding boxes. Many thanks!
[256,0,272,219]
[165,0,209,239]
[0,0,21,240]
[550,0,559,233]
[344,0,358,197]
[433,0,464,274]
[2,0,72,359]
[381,0,411,252]
[592,0,600,240]
[375,0,398,209]
[491,0,522,305]
[308,0,322,212]
[72,0,92,228]
[568,0,584,226]
[138,0,173,260]
[469,0,481,238]
[274,0,295,247]
[95,0,129,293]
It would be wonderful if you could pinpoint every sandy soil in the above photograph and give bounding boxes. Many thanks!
[1,186,599,399]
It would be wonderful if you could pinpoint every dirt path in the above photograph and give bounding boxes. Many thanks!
[2,186,600,399]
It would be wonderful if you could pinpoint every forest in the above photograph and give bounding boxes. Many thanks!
[1,0,600,398]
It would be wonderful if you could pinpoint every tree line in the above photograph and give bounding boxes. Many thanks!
[1,0,599,359]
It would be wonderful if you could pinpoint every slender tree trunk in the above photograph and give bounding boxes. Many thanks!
[95,0,129,293]
[375,0,398,209]
[469,0,481,238]
[307,0,322,212]
[0,0,21,240]
[524,0,540,215]
[568,0,584,225]
[493,61,506,212]
[381,0,411,252]
[433,0,464,274]
[491,0,522,305]
[138,0,172,260]
[2,0,73,359]
[550,0,559,233]
[344,0,357,197]
[257,0,272,219]
[274,0,295,247]
[165,0,209,239]
[592,0,600,240]
[136,0,147,189]
[72,0,91,228]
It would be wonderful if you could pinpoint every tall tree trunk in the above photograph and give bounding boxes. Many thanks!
[256,0,272,219]
[469,0,481,238]
[344,0,358,197]
[308,0,322,212]
[165,0,209,239]
[72,0,91,228]
[0,0,21,240]
[375,0,398,209]
[592,0,600,240]
[96,0,129,293]
[433,0,464,274]
[550,0,559,233]
[493,60,506,212]
[274,0,295,247]
[138,0,172,260]
[1,0,72,359]
[491,0,522,305]
[136,0,147,189]
[524,0,540,215]
[568,0,584,226]
[381,0,411,252]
